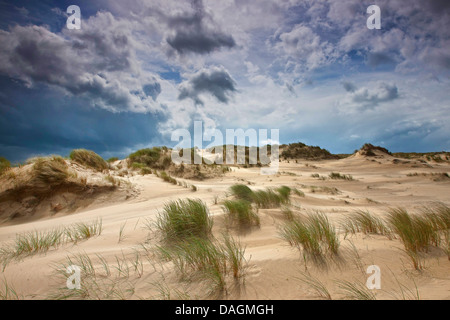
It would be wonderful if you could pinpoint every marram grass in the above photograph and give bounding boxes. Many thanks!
[155,199,213,242]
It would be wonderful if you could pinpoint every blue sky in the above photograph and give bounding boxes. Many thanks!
[0,0,449,162]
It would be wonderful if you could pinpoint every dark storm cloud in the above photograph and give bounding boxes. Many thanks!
[367,52,396,67]
[0,12,161,113]
[342,81,357,93]
[0,78,166,162]
[425,0,450,13]
[164,0,236,55]
[166,29,235,55]
[178,67,237,105]
[142,83,162,101]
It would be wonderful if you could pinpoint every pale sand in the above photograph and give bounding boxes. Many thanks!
[1,154,449,300]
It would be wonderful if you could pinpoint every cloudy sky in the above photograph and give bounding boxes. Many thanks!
[0,0,449,162]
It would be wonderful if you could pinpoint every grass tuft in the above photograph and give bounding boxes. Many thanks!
[69,149,108,172]
[296,272,332,300]
[229,184,254,202]
[223,199,260,228]
[341,210,391,238]
[0,157,11,176]
[336,280,377,300]
[156,234,246,293]
[0,220,103,270]
[32,156,69,187]
[155,199,213,242]
[329,172,354,180]
[386,205,450,269]
[280,212,339,262]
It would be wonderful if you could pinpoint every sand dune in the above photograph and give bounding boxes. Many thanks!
[0,151,449,300]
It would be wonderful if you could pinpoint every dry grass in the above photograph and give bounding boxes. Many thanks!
[69,149,108,172]
[31,156,70,188]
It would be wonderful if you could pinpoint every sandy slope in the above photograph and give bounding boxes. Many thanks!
[0,155,449,300]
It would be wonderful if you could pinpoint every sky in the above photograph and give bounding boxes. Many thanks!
[0,0,449,162]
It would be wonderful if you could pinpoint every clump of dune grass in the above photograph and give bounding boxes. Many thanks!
[292,188,305,197]
[104,174,120,186]
[253,187,293,208]
[296,272,332,300]
[229,184,254,202]
[335,279,377,300]
[156,234,246,293]
[0,220,103,270]
[140,167,153,175]
[276,186,291,203]
[50,252,137,300]
[329,172,354,180]
[31,156,69,187]
[228,184,292,209]
[341,210,391,238]
[0,157,11,176]
[280,212,339,263]
[151,280,191,300]
[419,203,450,232]
[0,277,22,300]
[65,219,103,243]
[252,189,282,208]
[131,162,146,170]
[128,147,171,170]
[386,205,450,269]
[308,185,340,195]
[69,149,108,172]
[311,173,327,180]
[387,208,437,253]
[223,199,260,228]
[155,199,213,242]
[222,233,246,279]
[281,206,295,221]
[159,171,177,184]
[13,229,65,256]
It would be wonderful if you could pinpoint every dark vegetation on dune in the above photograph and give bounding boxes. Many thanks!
[128,147,172,170]
[0,157,11,175]
[128,147,226,180]
[356,143,392,156]
[280,142,340,160]
[174,145,273,168]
